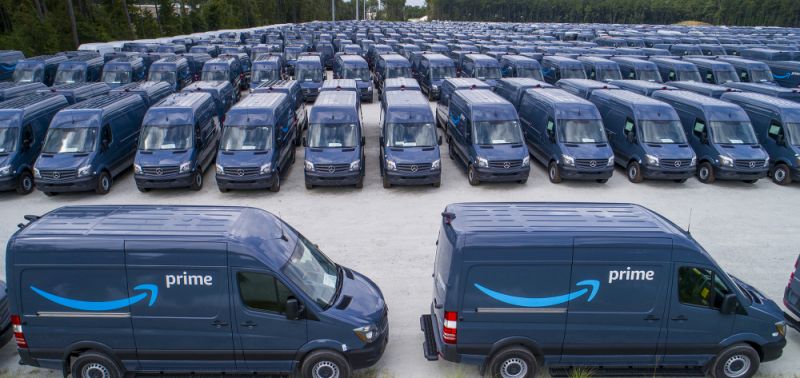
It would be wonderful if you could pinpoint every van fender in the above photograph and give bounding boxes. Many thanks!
[481,336,544,375]
[718,333,769,360]
[61,340,126,377]
[296,339,349,365]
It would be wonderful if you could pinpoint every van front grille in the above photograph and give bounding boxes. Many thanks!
[660,159,692,169]
[575,159,605,169]
[38,170,77,180]
[488,159,523,169]
[141,166,179,176]
[734,160,767,170]
[315,163,350,173]
[397,163,432,172]
[221,166,261,177]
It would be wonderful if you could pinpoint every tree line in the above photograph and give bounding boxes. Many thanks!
[427,0,800,27]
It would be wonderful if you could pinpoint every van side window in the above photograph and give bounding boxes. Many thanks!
[22,124,33,147]
[624,119,635,134]
[546,118,555,136]
[668,71,676,81]
[768,121,783,141]
[693,119,706,137]
[237,271,293,314]
[628,71,636,79]
[740,71,749,81]
[705,72,714,83]
[677,267,733,310]
[101,125,112,145]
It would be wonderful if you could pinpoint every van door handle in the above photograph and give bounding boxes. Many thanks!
[211,320,228,328]
[644,315,660,321]
[240,321,257,329]
[671,315,688,322]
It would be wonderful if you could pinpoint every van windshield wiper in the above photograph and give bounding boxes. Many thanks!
[325,264,345,310]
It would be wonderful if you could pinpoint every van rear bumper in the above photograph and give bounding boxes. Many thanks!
[714,166,768,181]
[385,171,441,186]
[761,338,787,362]
[216,174,275,190]
[560,166,614,180]
[305,171,361,186]
[642,166,695,180]
[474,166,530,182]
[135,173,193,189]
[35,176,97,193]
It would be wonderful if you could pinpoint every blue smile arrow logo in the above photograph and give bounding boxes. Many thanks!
[31,284,159,311]
[773,73,792,79]
[474,280,600,307]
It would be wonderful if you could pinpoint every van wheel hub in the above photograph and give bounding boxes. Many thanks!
[82,363,110,378]
[723,355,750,378]
[101,176,110,190]
[774,168,786,181]
[21,176,32,191]
[312,360,339,378]
[500,357,528,378]
[699,167,709,179]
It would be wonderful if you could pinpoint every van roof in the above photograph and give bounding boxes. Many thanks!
[153,55,187,65]
[498,77,552,89]
[724,82,800,95]
[653,90,749,120]
[669,81,741,96]
[254,79,298,92]
[683,58,733,70]
[0,93,65,116]
[385,89,430,108]
[384,77,421,90]
[380,54,411,65]
[421,53,452,64]
[591,89,679,121]
[557,79,619,91]
[501,55,538,64]
[717,57,770,69]
[322,79,358,90]
[313,90,358,107]
[337,54,367,64]
[233,92,286,109]
[66,93,141,111]
[609,79,677,92]
[543,55,581,64]
[443,202,682,235]
[153,91,211,111]
[721,91,800,118]
[455,89,511,107]
[443,77,490,89]
[651,57,697,69]
[183,80,230,91]
[526,87,591,106]
[106,56,143,65]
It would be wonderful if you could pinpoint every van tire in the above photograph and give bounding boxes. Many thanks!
[596,178,608,183]
[627,161,644,183]
[43,191,56,197]
[270,173,281,192]
[383,175,391,188]
[448,144,455,160]
[95,171,112,195]
[137,186,149,193]
[468,165,480,186]
[487,346,537,378]
[433,180,441,188]
[771,164,791,185]
[190,170,203,191]
[710,344,760,378]
[674,178,688,183]
[698,162,715,184]
[355,176,364,189]
[548,161,562,183]
[71,351,123,378]
[16,171,34,195]
[300,350,351,378]
[305,180,313,190]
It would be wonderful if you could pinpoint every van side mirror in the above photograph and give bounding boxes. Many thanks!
[438,135,443,146]
[302,137,307,147]
[719,293,739,315]
[379,136,385,146]
[626,132,636,144]
[285,298,302,320]
[361,136,366,146]
[700,133,709,144]
[776,134,786,146]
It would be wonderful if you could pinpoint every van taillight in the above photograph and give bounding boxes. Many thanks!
[11,315,27,348]
[442,311,457,344]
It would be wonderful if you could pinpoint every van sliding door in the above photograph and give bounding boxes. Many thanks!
[124,241,235,371]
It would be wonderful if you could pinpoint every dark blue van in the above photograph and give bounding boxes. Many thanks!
[416,53,456,101]
[590,89,697,183]
[577,56,622,82]
[668,81,742,99]
[436,78,491,130]
[34,93,147,195]
[7,205,388,377]
[53,55,104,86]
[421,202,787,378]
[757,61,800,88]
[611,57,663,82]
[459,54,502,87]
[37,82,110,104]
[555,79,619,100]
[102,56,147,89]
[216,93,297,192]
[541,56,587,84]
[723,82,800,102]
[374,54,413,94]
[180,52,212,82]
[148,56,192,91]
[334,54,374,102]
[785,255,800,330]
[721,92,800,185]
[134,92,220,191]
[283,44,304,76]
[201,56,242,100]
[13,55,67,86]
[320,79,359,97]
[252,79,306,146]
[382,77,421,96]
[499,55,543,81]
[379,90,442,188]
[653,90,769,183]
[609,80,677,97]
[182,80,235,124]
[0,50,24,82]
[303,91,365,189]
[294,55,325,102]
[446,89,530,185]
[109,80,174,107]
[0,82,47,101]
[717,57,776,84]
[651,57,702,83]
[493,77,553,109]
[0,94,69,194]
[684,58,740,85]
[250,54,284,87]
[519,88,613,183]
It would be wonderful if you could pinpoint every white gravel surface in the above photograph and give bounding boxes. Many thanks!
[0,85,798,378]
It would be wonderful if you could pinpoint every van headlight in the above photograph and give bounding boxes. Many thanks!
[33,167,41,178]
[0,165,10,177]
[607,156,615,166]
[764,157,770,167]
[719,155,734,167]
[215,164,224,175]
[522,156,530,167]
[431,159,441,170]
[179,161,192,173]
[690,156,697,166]
[304,160,315,171]
[353,324,379,344]
[476,156,489,168]
[77,165,92,177]
[349,160,361,171]
[645,154,659,166]
[775,321,787,337]
[432,84,439,92]
[386,159,397,171]
[134,164,142,174]
[562,154,575,167]
[260,162,272,174]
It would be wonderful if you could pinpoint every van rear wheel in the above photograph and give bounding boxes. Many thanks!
[71,351,123,378]
[710,344,759,378]
[488,346,537,378]
[301,350,351,378]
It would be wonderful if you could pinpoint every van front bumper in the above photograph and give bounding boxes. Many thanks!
[474,166,530,182]
[135,173,193,189]
[761,337,787,362]
[216,173,275,190]
[346,328,389,370]
[35,176,97,193]
[0,175,18,191]
[714,166,768,181]
[642,166,695,180]
[305,171,361,186]
[560,165,614,180]
[385,170,441,186]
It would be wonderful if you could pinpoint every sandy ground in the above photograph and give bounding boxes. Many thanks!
[0,82,798,377]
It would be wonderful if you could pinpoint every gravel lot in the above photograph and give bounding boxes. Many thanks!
[0,83,798,377]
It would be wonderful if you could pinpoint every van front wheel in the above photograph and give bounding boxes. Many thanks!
[627,161,644,183]
[772,164,791,185]
[301,350,351,378]
[468,165,480,186]
[548,161,562,184]
[190,170,203,191]
[71,351,123,378]
[711,344,759,378]
[95,171,112,195]
[697,162,715,184]
[488,346,537,378]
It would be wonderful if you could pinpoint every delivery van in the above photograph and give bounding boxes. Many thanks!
[334,54,374,102]
[723,82,800,103]
[684,58,740,85]
[182,80,235,122]
[53,55,104,86]
[0,82,47,102]
[294,54,325,102]
[420,202,787,378]
[541,56,587,84]
[252,79,306,146]
[417,53,456,100]
[250,54,284,87]
[651,58,702,83]
[147,56,192,91]
[577,56,622,82]
[436,78,490,130]
[611,57,663,82]
[101,57,147,89]
[374,54,413,95]
[499,55,543,81]
[493,78,553,109]
[717,57,775,84]
[7,205,388,378]
[13,55,67,86]
[460,54,502,87]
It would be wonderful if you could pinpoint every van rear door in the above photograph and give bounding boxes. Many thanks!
[125,241,235,371]
[561,237,672,365]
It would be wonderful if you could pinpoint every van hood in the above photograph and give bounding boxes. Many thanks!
[560,143,614,160]
[135,149,195,167]
[642,143,695,160]
[384,146,440,164]
[0,153,14,168]
[216,150,272,167]
[715,144,768,160]
[35,152,92,171]
[305,147,360,165]
[326,268,386,326]
[475,143,528,160]
[731,275,784,321]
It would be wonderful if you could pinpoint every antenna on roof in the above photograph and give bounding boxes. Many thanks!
[686,208,693,235]
[278,211,288,242]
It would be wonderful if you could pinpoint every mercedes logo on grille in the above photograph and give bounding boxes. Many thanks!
[589,160,597,168]
[411,165,419,172]
[503,162,511,169]
[328,165,336,173]
[674,161,682,167]
[53,172,60,179]
[237,169,244,176]
[749,161,756,168]
[155,168,163,176]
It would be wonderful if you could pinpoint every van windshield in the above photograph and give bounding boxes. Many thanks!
[516,67,543,81]
[786,123,800,146]
[475,66,501,80]
[102,71,131,84]
[473,120,523,145]
[252,69,281,83]
[638,69,662,82]
[595,68,622,81]
[640,120,688,144]
[714,70,738,84]
[678,70,702,82]
[308,123,358,148]
[0,127,18,153]
[431,66,456,80]
[149,71,176,84]
[385,122,437,147]
[221,125,272,151]
[387,66,411,79]
[282,234,339,309]
[561,68,587,79]
[285,51,299,61]
[202,70,229,82]
[43,127,97,153]
[139,124,193,150]
[710,121,758,144]
[54,69,84,85]
[296,68,323,82]
[558,119,608,143]
[749,69,773,83]
[13,68,41,83]
[343,67,371,81]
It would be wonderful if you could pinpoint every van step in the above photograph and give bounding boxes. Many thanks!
[786,311,800,332]
[419,314,439,361]
[549,367,704,377]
